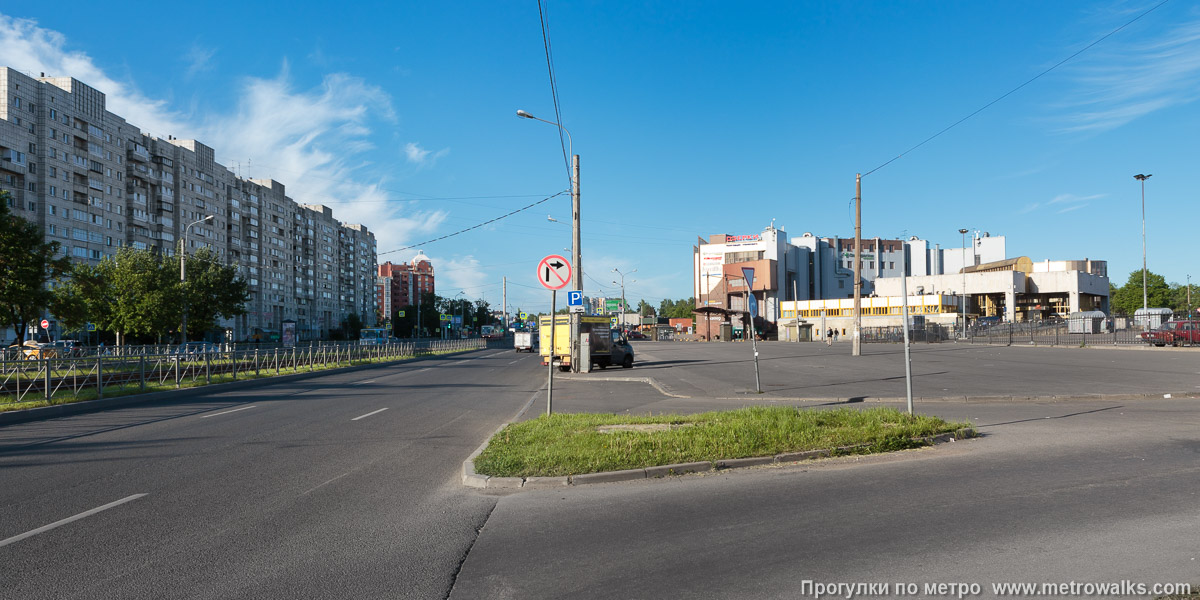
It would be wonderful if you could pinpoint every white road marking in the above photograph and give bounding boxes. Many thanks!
[354,380,376,385]
[0,494,148,548]
[199,406,257,419]
[351,408,389,421]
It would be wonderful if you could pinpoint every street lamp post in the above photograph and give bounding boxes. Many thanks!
[456,291,466,338]
[181,215,214,344]
[519,109,582,370]
[612,268,636,332]
[1135,174,1152,313]
[958,228,969,337]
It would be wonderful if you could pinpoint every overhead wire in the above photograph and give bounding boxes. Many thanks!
[537,0,572,184]
[377,189,569,257]
[861,0,1171,177]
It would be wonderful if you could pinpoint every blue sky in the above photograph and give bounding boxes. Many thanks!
[3,1,1198,314]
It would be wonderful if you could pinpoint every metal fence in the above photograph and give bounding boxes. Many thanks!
[861,324,953,344]
[860,317,1190,348]
[965,317,1175,347]
[1,338,497,407]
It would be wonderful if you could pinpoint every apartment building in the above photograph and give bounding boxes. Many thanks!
[0,67,377,342]
[377,252,435,322]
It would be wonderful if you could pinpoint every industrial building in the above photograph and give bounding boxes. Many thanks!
[693,223,1109,340]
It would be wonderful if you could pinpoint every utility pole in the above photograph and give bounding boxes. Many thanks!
[852,173,862,357]
[570,154,582,372]
[502,276,507,332]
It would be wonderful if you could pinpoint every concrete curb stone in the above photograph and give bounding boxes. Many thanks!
[645,461,711,478]
[715,456,776,469]
[774,450,830,463]
[523,477,570,488]
[486,477,524,489]
[569,468,647,485]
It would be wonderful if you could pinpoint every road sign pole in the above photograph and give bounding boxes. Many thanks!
[547,289,556,416]
[742,268,762,394]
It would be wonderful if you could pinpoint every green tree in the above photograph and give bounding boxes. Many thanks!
[1168,281,1197,318]
[0,191,71,343]
[341,313,364,339]
[1110,270,1171,316]
[48,261,107,334]
[636,299,655,317]
[98,248,182,345]
[182,247,249,340]
[658,297,697,319]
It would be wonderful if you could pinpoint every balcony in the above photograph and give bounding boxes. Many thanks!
[128,145,151,162]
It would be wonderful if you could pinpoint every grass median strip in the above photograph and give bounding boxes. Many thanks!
[473,406,972,478]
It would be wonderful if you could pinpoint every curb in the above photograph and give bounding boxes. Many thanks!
[0,348,487,427]
[461,427,978,489]
[549,374,1197,405]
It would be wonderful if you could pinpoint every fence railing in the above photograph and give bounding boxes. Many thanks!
[860,316,1192,348]
[1,338,496,408]
[965,317,1182,347]
[861,324,953,344]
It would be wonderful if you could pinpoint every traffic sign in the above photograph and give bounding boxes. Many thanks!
[537,254,572,290]
[567,290,583,306]
[397,310,405,318]
[520,312,528,320]
[742,267,758,319]
[86,323,96,332]
[40,319,49,330]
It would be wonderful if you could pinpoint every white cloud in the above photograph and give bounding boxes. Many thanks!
[429,255,491,298]
[184,43,216,78]
[1049,193,1105,204]
[404,142,449,168]
[0,14,449,258]
[1058,14,1200,132]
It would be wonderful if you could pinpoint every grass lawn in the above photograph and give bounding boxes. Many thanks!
[473,405,973,478]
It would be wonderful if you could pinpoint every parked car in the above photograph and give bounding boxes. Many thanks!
[1139,320,1200,346]
[51,340,84,357]
[626,331,648,341]
[21,340,59,359]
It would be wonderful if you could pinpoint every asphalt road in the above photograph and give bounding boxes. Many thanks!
[2,340,1198,599]
[0,348,541,600]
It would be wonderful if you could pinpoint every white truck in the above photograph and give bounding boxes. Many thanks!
[514,330,538,352]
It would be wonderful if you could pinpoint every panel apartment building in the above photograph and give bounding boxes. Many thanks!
[0,67,377,342]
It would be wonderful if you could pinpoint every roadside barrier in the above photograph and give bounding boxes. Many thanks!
[0,338,494,407]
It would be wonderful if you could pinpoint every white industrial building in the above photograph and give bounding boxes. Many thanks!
[693,223,1109,340]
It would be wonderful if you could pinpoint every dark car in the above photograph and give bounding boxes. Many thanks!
[1139,320,1200,346]
[626,331,648,340]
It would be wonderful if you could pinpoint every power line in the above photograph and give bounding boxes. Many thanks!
[377,189,569,257]
[862,0,1171,177]
[537,0,572,182]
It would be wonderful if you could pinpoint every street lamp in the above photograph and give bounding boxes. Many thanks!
[613,268,636,331]
[958,228,969,337]
[455,291,466,338]
[519,108,582,370]
[181,214,214,344]
[1135,173,1152,312]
